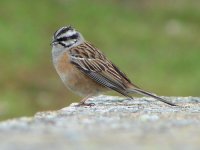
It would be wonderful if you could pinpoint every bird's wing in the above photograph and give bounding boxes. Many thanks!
[68,42,132,97]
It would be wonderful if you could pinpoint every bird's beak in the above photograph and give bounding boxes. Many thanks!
[50,39,57,46]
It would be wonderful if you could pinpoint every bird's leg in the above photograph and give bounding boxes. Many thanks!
[76,95,95,107]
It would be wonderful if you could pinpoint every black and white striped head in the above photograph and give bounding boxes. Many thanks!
[52,26,84,48]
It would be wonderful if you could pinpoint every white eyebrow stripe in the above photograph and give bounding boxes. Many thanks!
[57,30,77,40]
[66,30,76,36]
[67,30,76,36]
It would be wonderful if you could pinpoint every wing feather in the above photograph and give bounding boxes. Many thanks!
[69,42,132,97]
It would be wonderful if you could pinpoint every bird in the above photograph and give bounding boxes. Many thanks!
[51,25,176,106]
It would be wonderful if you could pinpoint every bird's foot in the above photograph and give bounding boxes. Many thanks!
[75,102,95,107]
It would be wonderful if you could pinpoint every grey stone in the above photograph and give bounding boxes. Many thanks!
[0,95,200,150]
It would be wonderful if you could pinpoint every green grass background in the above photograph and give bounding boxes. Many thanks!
[0,0,199,120]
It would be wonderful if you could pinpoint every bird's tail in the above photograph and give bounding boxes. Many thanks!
[127,88,177,106]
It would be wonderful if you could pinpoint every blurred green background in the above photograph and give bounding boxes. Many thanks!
[0,0,199,120]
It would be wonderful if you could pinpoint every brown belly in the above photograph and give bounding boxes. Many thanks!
[54,52,107,97]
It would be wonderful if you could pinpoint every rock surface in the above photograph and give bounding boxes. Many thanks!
[0,95,200,150]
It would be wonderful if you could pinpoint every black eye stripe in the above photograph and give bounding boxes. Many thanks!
[70,34,78,39]
[57,33,78,42]
[57,37,68,42]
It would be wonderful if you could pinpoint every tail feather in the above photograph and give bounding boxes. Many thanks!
[128,88,177,106]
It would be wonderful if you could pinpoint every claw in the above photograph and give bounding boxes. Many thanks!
[75,102,95,107]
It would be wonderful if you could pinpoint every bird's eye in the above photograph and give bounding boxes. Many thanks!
[70,34,78,39]
[57,37,68,42]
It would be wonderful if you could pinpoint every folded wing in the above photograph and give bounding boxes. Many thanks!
[69,42,133,98]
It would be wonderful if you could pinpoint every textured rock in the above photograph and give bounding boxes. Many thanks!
[0,95,200,150]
